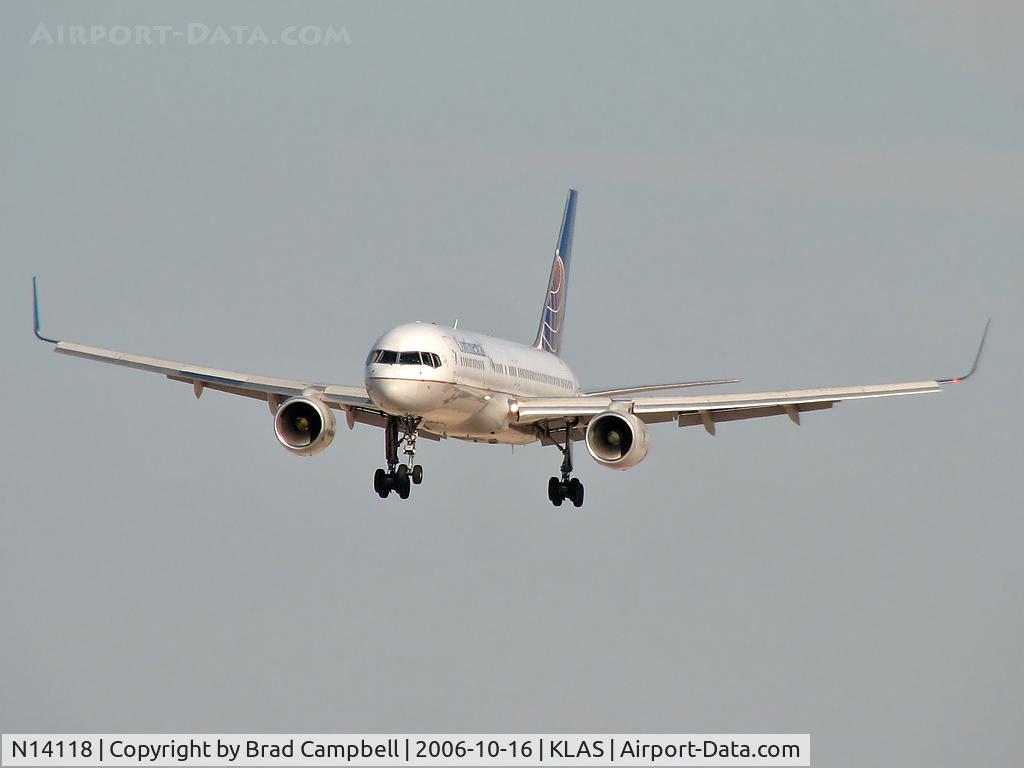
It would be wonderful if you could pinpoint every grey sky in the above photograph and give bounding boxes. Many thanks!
[2,2,1021,766]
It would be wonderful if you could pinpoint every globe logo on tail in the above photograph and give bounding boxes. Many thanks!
[541,254,565,352]
[533,189,576,356]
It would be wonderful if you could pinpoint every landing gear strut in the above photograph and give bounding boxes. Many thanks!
[542,419,585,508]
[374,416,424,499]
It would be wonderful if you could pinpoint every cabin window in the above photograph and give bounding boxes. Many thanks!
[377,350,398,364]
[399,351,422,365]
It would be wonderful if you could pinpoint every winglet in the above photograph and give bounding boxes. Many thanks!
[32,277,60,344]
[938,318,990,384]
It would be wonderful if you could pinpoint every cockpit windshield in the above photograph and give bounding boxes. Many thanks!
[368,350,442,368]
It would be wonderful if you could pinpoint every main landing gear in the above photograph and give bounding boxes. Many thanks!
[374,416,424,499]
[543,420,585,508]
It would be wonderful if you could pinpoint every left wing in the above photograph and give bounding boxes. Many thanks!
[514,321,988,436]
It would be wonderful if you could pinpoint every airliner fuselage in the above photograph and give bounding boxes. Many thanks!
[364,322,580,444]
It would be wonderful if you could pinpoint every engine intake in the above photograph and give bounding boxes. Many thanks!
[274,396,336,456]
[585,410,650,470]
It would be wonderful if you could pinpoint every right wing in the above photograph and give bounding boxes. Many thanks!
[514,320,989,438]
[517,379,943,432]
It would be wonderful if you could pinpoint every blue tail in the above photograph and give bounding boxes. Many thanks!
[533,189,577,356]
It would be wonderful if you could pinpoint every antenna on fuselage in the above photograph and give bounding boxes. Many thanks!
[453,318,459,330]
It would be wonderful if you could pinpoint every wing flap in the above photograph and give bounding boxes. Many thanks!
[676,400,835,428]
[166,375,267,402]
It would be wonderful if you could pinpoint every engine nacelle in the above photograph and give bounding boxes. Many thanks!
[585,410,650,470]
[274,396,336,456]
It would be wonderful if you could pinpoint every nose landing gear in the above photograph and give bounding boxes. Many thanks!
[373,416,424,500]
[542,419,585,508]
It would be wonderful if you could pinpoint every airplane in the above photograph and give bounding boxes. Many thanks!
[33,189,988,506]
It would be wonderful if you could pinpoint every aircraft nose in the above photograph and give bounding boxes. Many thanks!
[365,376,446,415]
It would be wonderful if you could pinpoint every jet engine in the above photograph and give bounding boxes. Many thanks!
[585,410,650,470]
[274,396,336,456]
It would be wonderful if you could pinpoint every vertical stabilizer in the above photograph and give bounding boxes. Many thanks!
[533,189,577,356]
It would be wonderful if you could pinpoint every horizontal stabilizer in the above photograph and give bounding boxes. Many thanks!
[583,379,738,397]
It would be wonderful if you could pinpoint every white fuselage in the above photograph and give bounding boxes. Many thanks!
[363,322,580,444]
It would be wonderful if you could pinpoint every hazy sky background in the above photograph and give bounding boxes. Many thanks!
[2,2,1021,765]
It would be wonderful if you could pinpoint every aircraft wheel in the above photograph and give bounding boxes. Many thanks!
[397,473,412,499]
[412,464,424,485]
[548,476,562,505]
[568,478,584,508]
[373,468,389,498]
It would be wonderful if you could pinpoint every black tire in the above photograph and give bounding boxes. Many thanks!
[396,464,409,483]
[412,464,423,485]
[397,473,411,499]
[569,478,584,508]
[548,476,562,504]
[373,468,388,497]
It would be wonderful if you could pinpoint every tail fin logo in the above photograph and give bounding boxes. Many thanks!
[540,255,566,351]
[533,189,577,356]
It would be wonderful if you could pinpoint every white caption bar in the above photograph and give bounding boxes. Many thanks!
[1,734,809,767]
